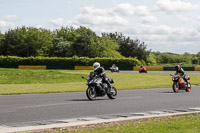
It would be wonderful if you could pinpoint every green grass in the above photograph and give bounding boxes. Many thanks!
[57,113,200,133]
[0,69,200,95]
[0,68,86,84]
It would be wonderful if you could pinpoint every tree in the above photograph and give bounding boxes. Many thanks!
[1,27,54,57]
[196,52,200,65]
[0,32,5,55]
[53,26,78,42]
[50,37,72,57]
[71,27,122,58]
[0,29,19,56]
[104,32,150,61]
[97,35,122,57]
[146,53,157,65]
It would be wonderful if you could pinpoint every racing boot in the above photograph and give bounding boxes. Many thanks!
[184,77,188,87]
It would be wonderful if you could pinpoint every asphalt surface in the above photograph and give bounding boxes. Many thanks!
[71,70,200,75]
[114,71,200,75]
[1,86,200,126]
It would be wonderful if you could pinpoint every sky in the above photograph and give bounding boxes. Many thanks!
[0,0,200,54]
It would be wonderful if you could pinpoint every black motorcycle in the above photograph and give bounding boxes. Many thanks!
[110,66,119,73]
[82,72,117,100]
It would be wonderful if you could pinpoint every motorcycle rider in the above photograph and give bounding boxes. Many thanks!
[112,64,116,69]
[175,65,188,84]
[93,62,112,93]
[111,64,119,71]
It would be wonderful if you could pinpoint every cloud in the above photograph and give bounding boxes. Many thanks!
[175,15,190,23]
[50,18,64,27]
[3,15,19,21]
[112,3,150,16]
[0,15,18,32]
[81,5,111,16]
[67,5,129,30]
[75,14,128,26]
[0,20,12,27]
[35,25,43,29]
[113,3,135,16]
[140,16,157,23]
[134,5,151,16]
[155,0,200,13]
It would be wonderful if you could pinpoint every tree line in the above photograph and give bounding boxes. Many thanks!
[0,26,149,59]
[0,26,199,65]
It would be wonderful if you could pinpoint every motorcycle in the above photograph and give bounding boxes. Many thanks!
[139,67,147,73]
[170,74,191,92]
[82,72,117,100]
[110,66,119,73]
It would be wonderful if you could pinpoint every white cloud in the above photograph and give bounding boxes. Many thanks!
[35,25,43,29]
[140,15,157,23]
[50,18,64,27]
[112,3,150,16]
[0,20,14,27]
[75,14,128,26]
[155,0,200,13]
[134,5,151,16]
[129,24,172,35]
[0,15,18,32]
[113,3,135,16]
[175,15,190,23]
[68,5,129,29]
[3,15,19,21]
[81,5,111,16]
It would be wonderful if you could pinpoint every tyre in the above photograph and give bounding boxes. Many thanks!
[107,87,117,99]
[173,82,179,92]
[186,83,191,92]
[86,87,96,100]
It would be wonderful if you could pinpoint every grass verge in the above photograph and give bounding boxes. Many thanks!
[27,113,200,133]
[0,69,200,95]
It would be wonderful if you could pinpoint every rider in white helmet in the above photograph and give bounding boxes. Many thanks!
[93,62,112,92]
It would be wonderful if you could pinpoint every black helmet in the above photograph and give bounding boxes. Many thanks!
[175,65,180,71]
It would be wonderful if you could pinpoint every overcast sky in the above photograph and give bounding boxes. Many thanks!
[0,0,200,54]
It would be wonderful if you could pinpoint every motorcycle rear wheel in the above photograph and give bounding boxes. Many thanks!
[186,83,191,92]
[86,87,96,100]
[173,83,179,92]
[107,87,117,99]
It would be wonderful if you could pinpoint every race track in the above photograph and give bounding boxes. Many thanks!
[116,71,200,75]
[1,86,200,126]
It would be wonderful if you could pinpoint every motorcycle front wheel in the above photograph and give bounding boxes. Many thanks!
[186,83,191,92]
[86,86,96,100]
[173,82,179,92]
[107,87,117,99]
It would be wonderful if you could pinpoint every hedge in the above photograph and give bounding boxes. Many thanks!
[0,56,141,68]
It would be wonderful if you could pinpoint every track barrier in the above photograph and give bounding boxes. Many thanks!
[18,65,46,69]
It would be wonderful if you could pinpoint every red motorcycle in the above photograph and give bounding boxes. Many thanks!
[171,74,191,92]
[139,67,147,73]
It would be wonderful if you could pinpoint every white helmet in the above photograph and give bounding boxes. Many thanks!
[93,62,100,71]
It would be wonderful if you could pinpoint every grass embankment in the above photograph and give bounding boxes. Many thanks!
[0,68,200,95]
[52,113,200,133]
